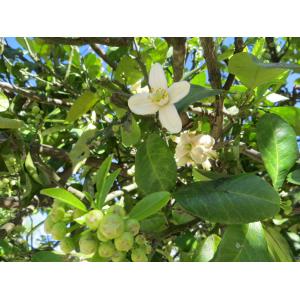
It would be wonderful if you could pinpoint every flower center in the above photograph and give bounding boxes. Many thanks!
[150,88,169,106]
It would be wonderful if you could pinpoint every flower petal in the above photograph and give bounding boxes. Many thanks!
[158,104,182,133]
[128,93,159,115]
[168,81,190,103]
[149,63,168,90]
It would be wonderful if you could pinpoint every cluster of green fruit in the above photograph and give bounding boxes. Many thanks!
[0,176,17,195]
[44,200,151,262]
[19,105,44,125]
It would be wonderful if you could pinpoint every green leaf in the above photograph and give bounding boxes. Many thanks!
[287,169,300,185]
[257,113,298,190]
[31,251,65,262]
[129,191,170,221]
[228,52,299,88]
[101,168,121,202]
[66,91,98,123]
[175,84,221,112]
[135,134,177,194]
[174,174,280,224]
[270,106,300,135]
[25,152,43,185]
[40,188,87,212]
[95,155,113,208]
[193,234,221,262]
[115,56,143,85]
[140,213,167,233]
[121,116,141,147]
[0,92,9,112]
[264,226,293,262]
[0,117,24,129]
[214,222,272,262]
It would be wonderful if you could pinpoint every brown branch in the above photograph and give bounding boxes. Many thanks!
[0,196,20,209]
[223,37,244,91]
[40,37,133,47]
[0,81,71,106]
[90,44,117,70]
[200,37,223,140]
[266,37,280,63]
[165,37,187,81]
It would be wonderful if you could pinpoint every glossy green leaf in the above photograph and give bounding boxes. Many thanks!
[121,116,141,146]
[287,169,300,185]
[214,222,272,262]
[175,84,221,112]
[194,234,221,262]
[40,188,87,212]
[129,191,170,221]
[0,117,24,129]
[66,91,98,123]
[228,52,299,88]
[257,113,298,190]
[115,56,143,85]
[95,155,113,208]
[270,106,300,135]
[264,226,293,262]
[174,174,280,224]
[0,92,9,112]
[135,134,177,194]
[140,213,167,233]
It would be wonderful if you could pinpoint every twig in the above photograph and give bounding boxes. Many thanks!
[90,44,117,70]
[40,37,133,47]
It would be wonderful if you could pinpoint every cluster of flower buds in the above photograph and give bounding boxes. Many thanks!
[175,131,217,170]
[44,201,151,262]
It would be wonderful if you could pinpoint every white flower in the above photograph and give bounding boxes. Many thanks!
[175,131,217,170]
[266,93,289,103]
[128,63,190,133]
[223,105,239,116]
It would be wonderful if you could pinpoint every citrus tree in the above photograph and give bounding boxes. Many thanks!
[0,37,300,262]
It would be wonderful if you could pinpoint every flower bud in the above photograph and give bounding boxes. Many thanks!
[106,205,126,217]
[31,106,40,114]
[79,234,98,255]
[44,216,55,234]
[51,222,67,240]
[125,218,140,236]
[50,207,65,222]
[99,213,124,239]
[60,237,75,254]
[131,248,148,262]
[98,241,115,258]
[114,232,134,252]
[85,210,103,230]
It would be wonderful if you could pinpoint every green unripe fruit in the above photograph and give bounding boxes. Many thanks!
[3,178,9,184]
[98,241,115,258]
[112,251,126,262]
[97,228,109,242]
[131,248,148,262]
[51,222,67,240]
[85,210,103,230]
[114,232,134,252]
[50,206,65,222]
[107,205,126,217]
[31,106,40,114]
[125,218,140,236]
[135,234,147,246]
[99,213,124,239]
[60,237,75,254]
[44,216,55,234]
[73,209,85,219]
[79,234,98,255]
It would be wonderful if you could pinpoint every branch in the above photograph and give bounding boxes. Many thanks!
[165,37,187,81]
[90,44,117,70]
[0,196,20,209]
[0,81,71,106]
[200,37,223,140]
[266,37,280,62]
[223,37,244,90]
[40,37,133,47]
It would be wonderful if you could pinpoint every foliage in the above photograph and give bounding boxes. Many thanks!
[0,37,300,262]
